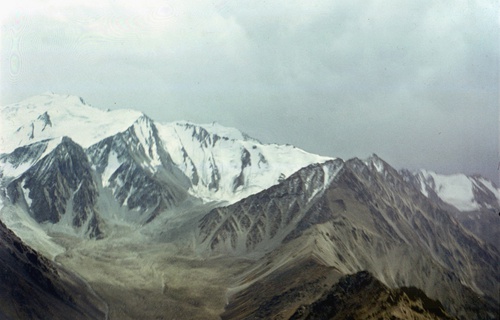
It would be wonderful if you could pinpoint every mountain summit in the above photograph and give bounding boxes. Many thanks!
[0,94,498,320]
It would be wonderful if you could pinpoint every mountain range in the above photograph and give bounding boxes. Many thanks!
[0,93,498,319]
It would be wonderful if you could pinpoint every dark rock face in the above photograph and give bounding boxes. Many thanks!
[37,111,53,131]
[207,157,221,191]
[107,160,187,223]
[290,271,454,320]
[222,266,457,320]
[86,116,192,223]
[6,137,102,237]
[0,220,107,319]
[452,209,499,248]
[232,148,251,191]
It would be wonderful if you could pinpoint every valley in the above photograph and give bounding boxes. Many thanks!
[0,94,498,320]
[52,231,249,320]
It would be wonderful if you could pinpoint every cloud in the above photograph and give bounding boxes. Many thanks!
[1,0,498,182]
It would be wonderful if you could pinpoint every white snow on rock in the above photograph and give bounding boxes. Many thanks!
[102,151,120,187]
[156,121,333,204]
[5,92,497,218]
[0,92,142,153]
[478,177,500,203]
[1,159,34,179]
[421,170,480,211]
[1,93,333,207]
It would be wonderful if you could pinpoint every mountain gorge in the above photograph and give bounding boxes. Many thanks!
[0,93,498,319]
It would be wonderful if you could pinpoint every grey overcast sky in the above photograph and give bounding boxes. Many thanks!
[1,0,499,183]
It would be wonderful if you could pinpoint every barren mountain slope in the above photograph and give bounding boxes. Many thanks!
[0,220,107,320]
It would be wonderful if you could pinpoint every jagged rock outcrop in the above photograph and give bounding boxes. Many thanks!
[86,115,192,224]
[5,137,102,237]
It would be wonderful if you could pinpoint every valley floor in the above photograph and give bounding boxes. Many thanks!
[51,230,253,320]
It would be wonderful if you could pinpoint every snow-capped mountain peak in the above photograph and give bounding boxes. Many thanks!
[128,114,165,169]
[1,94,499,320]
[156,120,333,203]
[401,169,500,212]
[0,93,143,153]
[1,94,333,216]
[364,153,391,174]
[14,92,88,108]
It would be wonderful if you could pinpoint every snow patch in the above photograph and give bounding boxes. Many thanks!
[419,178,428,197]
[422,171,480,211]
[373,160,384,173]
[102,151,120,186]
[21,182,32,207]
[1,160,33,179]
[39,137,64,159]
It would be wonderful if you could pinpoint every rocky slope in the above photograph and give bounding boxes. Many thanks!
[0,220,107,319]
[199,155,499,319]
[290,271,455,320]
[0,94,498,320]
[0,93,330,237]
[4,137,103,237]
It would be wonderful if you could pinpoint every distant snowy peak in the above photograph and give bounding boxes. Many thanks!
[401,169,500,212]
[12,92,88,107]
[1,93,333,209]
[0,93,143,153]
[364,153,393,175]
[157,120,333,203]
[361,155,500,213]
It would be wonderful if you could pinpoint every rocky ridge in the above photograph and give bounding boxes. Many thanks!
[0,94,498,320]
